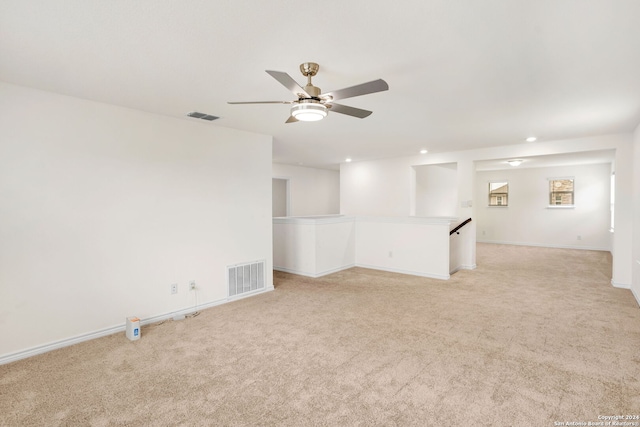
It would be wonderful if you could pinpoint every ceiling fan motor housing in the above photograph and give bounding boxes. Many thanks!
[300,62,319,77]
[303,84,321,98]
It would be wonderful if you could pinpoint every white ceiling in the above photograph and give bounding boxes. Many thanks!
[475,149,615,171]
[1,1,639,170]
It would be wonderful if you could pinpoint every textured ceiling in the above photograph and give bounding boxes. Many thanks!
[1,1,639,169]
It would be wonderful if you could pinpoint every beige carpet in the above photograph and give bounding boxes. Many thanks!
[1,243,639,426]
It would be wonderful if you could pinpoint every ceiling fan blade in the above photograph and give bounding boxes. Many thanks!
[266,70,311,98]
[328,103,373,119]
[285,115,298,123]
[321,79,388,102]
[227,101,292,104]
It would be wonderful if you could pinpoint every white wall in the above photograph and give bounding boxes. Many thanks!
[273,216,355,277]
[612,141,635,288]
[632,123,640,305]
[476,163,612,250]
[273,216,453,280]
[341,156,413,216]
[340,134,634,286]
[355,218,451,279]
[0,82,273,361]
[450,219,476,273]
[414,163,458,217]
[272,163,339,216]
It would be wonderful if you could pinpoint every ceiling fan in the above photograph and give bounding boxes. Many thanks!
[228,62,389,123]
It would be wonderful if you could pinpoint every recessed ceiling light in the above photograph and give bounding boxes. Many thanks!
[526,137,537,142]
[507,159,523,167]
[345,158,352,163]
[420,149,428,154]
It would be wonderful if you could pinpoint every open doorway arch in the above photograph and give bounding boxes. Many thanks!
[272,177,290,217]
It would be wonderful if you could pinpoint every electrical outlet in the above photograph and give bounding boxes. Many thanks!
[170,283,178,294]
[189,280,196,290]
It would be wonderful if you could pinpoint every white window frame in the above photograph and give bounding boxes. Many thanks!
[547,177,575,209]
[488,181,509,207]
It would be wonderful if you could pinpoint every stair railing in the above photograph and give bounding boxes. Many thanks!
[449,218,472,236]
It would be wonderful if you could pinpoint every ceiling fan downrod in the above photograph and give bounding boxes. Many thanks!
[299,62,321,98]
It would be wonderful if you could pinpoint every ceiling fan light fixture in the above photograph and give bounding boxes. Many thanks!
[291,103,328,122]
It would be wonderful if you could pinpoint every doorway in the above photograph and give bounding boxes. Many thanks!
[272,178,290,217]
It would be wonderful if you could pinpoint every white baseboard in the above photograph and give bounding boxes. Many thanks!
[615,281,640,308]
[631,287,640,308]
[0,324,126,367]
[610,281,640,308]
[0,287,274,366]
[611,280,630,289]
[355,263,450,280]
[275,263,450,280]
[476,239,609,252]
[450,264,477,274]
[273,264,355,278]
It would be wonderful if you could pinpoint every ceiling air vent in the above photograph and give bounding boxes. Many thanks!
[186,111,220,121]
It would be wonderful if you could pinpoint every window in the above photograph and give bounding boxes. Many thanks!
[548,178,574,206]
[488,182,508,206]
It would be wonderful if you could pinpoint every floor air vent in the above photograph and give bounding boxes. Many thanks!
[228,260,265,297]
